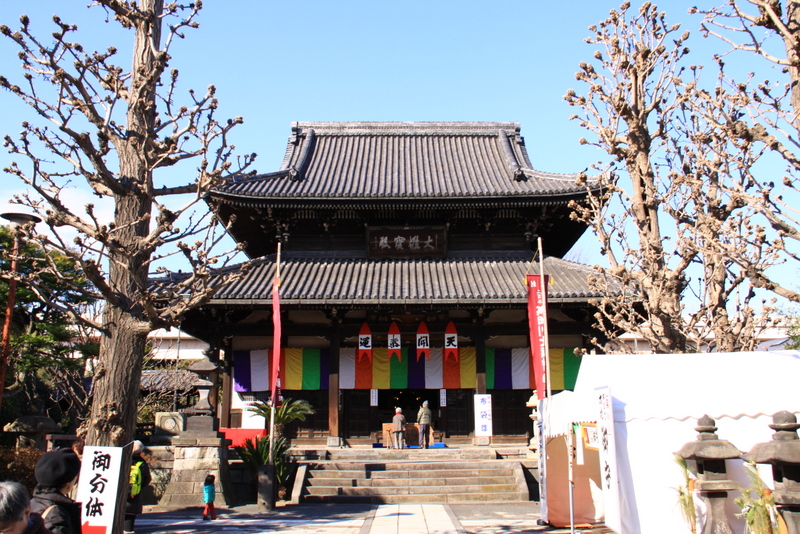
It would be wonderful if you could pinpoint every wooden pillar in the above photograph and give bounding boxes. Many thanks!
[327,323,341,446]
[219,343,233,428]
[475,320,487,395]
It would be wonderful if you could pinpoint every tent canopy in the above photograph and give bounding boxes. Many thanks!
[573,350,800,421]
[540,350,800,534]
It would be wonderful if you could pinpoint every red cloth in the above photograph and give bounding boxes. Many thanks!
[271,277,281,406]
[220,428,267,448]
[527,274,549,399]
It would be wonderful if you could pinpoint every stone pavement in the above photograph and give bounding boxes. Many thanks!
[136,502,614,533]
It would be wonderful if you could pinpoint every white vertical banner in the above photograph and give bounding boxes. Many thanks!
[370,388,378,406]
[474,394,493,437]
[537,413,548,523]
[596,387,621,533]
[76,446,125,534]
[439,388,447,407]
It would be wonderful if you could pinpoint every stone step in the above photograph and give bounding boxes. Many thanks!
[324,448,497,461]
[313,460,517,472]
[306,476,515,488]
[307,467,515,479]
[297,453,530,504]
[301,492,527,504]
[304,483,522,497]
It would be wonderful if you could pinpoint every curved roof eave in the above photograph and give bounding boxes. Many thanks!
[206,188,600,204]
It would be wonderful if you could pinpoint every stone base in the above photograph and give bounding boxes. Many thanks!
[159,433,237,508]
[326,437,343,448]
[474,436,491,446]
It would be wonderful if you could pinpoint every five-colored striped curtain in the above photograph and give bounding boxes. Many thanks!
[232,347,580,392]
[485,348,582,390]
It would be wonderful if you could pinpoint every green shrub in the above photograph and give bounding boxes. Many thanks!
[235,436,297,500]
[0,447,43,492]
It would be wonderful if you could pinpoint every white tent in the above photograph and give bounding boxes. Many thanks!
[540,351,800,534]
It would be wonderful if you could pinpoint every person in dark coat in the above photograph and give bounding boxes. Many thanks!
[124,440,152,534]
[0,481,53,534]
[29,448,81,534]
[417,400,432,449]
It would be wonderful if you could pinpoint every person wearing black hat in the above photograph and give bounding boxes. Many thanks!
[29,448,81,534]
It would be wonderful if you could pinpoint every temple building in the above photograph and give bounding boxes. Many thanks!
[175,121,607,446]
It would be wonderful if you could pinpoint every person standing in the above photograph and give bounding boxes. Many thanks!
[124,440,152,534]
[392,407,406,449]
[29,448,81,534]
[202,474,216,520]
[0,481,52,534]
[417,400,432,449]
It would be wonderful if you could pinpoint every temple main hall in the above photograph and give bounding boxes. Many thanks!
[174,121,607,445]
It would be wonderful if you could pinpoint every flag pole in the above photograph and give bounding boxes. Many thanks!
[538,237,551,398]
[268,243,282,467]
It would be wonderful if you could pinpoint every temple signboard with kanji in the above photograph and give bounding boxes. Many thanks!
[367,226,446,259]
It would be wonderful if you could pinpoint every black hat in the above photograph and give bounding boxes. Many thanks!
[35,449,81,488]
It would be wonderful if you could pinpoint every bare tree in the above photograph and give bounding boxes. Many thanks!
[0,0,255,446]
[566,2,778,353]
[691,1,800,303]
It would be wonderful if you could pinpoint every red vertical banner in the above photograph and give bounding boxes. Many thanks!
[442,353,461,389]
[416,321,431,361]
[527,274,549,399]
[355,351,373,389]
[444,321,459,363]
[388,321,402,362]
[358,322,373,363]
[271,277,281,404]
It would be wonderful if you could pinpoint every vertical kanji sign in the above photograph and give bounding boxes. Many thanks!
[596,387,621,533]
[388,321,402,362]
[271,274,281,405]
[527,274,549,399]
[76,446,124,534]
[444,321,459,363]
[416,321,430,361]
[358,322,373,362]
[473,394,493,437]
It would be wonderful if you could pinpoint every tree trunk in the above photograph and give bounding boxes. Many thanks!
[84,0,163,447]
[86,311,148,446]
[785,1,800,130]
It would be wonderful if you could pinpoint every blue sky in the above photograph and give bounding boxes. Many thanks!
[0,1,781,276]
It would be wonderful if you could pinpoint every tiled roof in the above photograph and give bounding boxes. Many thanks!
[184,251,609,306]
[140,370,198,391]
[214,122,593,201]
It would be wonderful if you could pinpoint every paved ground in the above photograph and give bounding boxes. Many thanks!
[136,503,614,533]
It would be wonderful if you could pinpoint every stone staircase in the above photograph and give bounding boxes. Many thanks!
[295,447,533,504]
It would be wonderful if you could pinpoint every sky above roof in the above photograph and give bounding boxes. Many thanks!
[1,1,636,175]
[0,1,794,297]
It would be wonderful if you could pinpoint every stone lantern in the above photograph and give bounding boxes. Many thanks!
[184,355,219,432]
[160,350,236,507]
[3,415,60,450]
[677,415,740,534]
[743,411,800,533]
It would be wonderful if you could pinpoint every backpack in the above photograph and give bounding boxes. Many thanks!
[129,460,144,498]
